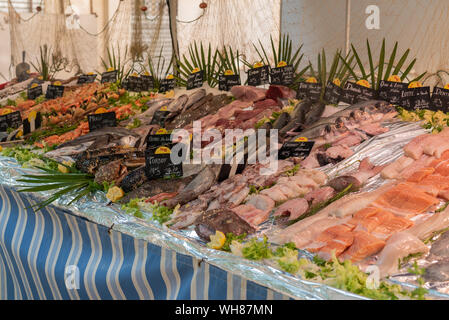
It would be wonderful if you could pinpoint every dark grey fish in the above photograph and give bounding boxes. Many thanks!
[194,209,256,242]
[303,102,326,126]
[424,261,449,283]
[167,94,188,114]
[430,231,449,259]
[183,88,207,112]
[272,112,291,130]
[55,127,139,149]
[278,100,314,136]
[162,165,220,208]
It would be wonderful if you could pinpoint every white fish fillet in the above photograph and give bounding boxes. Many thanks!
[407,206,449,240]
[376,232,429,278]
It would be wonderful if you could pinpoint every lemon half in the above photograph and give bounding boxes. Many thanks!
[207,231,226,250]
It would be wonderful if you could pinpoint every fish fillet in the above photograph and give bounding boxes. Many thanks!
[340,231,386,262]
[407,206,449,240]
[376,232,429,278]
[274,198,309,221]
[381,156,415,180]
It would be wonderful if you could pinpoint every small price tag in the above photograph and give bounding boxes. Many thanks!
[430,87,449,112]
[77,74,97,84]
[88,111,117,131]
[278,139,315,160]
[218,74,241,91]
[339,81,377,104]
[100,70,118,84]
[45,84,65,100]
[186,70,204,90]
[141,75,154,91]
[296,82,322,101]
[27,83,43,100]
[270,65,295,86]
[400,86,432,111]
[145,145,183,180]
[378,80,408,105]
[159,78,175,93]
[323,81,343,105]
[247,65,270,87]
[0,111,22,132]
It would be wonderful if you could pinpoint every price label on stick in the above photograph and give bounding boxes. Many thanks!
[159,78,175,93]
[88,111,117,132]
[324,81,343,105]
[218,74,241,91]
[278,138,315,160]
[27,83,43,100]
[430,86,449,112]
[0,111,22,132]
[101,70,118,83]
[400,86,431,111]
[339,81,376,104]
[45,84,65,100]
[296,82,322,101]
[270,65,294,86]
[77,74,97,84]
[378,80,408,105]
[186,70,204,90]
[145,145,183,180]
[247,65,270,87]
[140,75,154,91]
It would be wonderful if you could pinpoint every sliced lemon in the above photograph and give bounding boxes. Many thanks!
[0,146,2,152]
[38,76,43,80]
[305,77,318,83]
[277,61,287,68]
[58,164,70,174]
[28,110,37,122]
[224,69,234,76]
[207,231,226,250]
[166,74,174,80]
[159,106,168,111]
[408,81,423,88]
[31,83,39,88]
[1,108,13,115]
[253,61,264,68]
[164,90,175,98]
[131,72,139,77]
[356,79,371,88]
[387,75,401,82]
[87,72,94,75]
[156,128,168,135]
[191,68,200,74]
[333,78,341,87]
[106,186,125,202]
[144,71,151,76]
[107,67,114,72]
[16,130,23,138]
[444,83,449,90]
[295,137,308,142]
[53,81,62,86]
[95,107,108,114]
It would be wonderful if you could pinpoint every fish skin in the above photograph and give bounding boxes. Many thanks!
[278,100,314,136]
[162,165,220,208]
[194,209,256,242]
[424,261,449,283]
[272,112,291,130]
[167,94,188,114]
[429,230,449,259]
[303,102,326,127]
[183,88,207,112]
[55,127,139,149]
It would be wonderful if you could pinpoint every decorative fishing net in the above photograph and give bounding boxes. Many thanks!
[7,0,171,78]
[177,0,281,69]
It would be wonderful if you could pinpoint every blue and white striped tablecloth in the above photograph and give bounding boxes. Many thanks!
[0,184,291,300]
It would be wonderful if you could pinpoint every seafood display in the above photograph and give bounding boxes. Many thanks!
[3,62,449,300]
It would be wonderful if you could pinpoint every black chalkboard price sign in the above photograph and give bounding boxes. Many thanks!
[140,75,154,91]
[101,70,118,84]
[247,66,270,87]
[218,74,241,91]
[27,84,43,100]
[400,86,431,111]
[324,81,343,105]
[270,65,295,86]
[77,74,97,85]
[296,82,322,102]
[186,71,204,90]
[159,78,175,93]
[45,84,65,100]
[339,81,376,104]
[378,80,408,105]
[88,112,117,132]
[0,111,22,132]
[431,87,449,112]
[278,139,315,160]
[145,133,173,149]
[125,76,144,92]
[145,145,183,180]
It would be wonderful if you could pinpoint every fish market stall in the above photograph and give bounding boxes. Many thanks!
[4,1,449,301]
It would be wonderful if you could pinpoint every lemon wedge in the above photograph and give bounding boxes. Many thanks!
[95,107,108,114]
[305,77,318,83]
[356,79,371,88]
[333,78,341,87]
[387,75,401,82]
[106,186,125,202]
[207,231,226,250]
[408,81,423,88]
